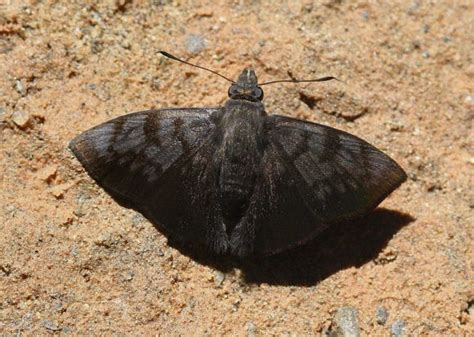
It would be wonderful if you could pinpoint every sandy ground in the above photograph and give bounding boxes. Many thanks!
[0,0,473,335]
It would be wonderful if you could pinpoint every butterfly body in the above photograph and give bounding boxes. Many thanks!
[218,99,265,238]
[70,68,406,257]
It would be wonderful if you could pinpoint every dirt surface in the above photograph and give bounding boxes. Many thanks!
[1,1,473,335]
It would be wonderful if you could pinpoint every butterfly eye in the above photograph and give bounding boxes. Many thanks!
[255,87,264,101]
[228,85,239,98]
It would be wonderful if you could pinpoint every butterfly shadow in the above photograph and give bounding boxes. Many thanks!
[239,208,414,286]
[165,208,414,286]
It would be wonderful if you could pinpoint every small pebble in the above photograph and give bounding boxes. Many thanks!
[18,312,33,329]
[0,263,12,276]
[213,270,225,287]
[464,95,474,105]
[36,165,58,183]
[43,320,60,332]
[391,320,406,337]
[376,306,389,325]
[70,244,79,257]
[0,107,6,122]
[62,326,73,333]
[386,121,404,132]
[185,34,206,54]
[466,64,474,77]
[15,79,26,96]
[11,110,30,128]
[121,271,134,282]
[49,182,74,199]
[329,307,360,337]
[95,232,121,248]
[375,247,398,265]
[246,321,257,337]
[131,213,146,228]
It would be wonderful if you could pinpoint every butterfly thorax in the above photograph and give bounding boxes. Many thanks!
[218,97,266,236]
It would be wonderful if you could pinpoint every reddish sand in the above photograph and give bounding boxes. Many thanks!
[0,1,472,335]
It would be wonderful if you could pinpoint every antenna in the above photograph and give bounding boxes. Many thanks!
[259,76,341,86]
[159,51,342,86]
[159,51,235,83]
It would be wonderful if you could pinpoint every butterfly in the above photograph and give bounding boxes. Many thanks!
[69,52,406,258]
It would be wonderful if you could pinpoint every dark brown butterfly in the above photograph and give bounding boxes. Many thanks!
[69,52,406,257]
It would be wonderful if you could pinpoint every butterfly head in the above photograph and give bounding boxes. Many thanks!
[228,68,264,102]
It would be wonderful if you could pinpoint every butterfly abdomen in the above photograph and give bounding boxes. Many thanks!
[217,99,266,235]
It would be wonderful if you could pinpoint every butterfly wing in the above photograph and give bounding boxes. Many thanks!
[69,108,228,252]
[243,115,407,255]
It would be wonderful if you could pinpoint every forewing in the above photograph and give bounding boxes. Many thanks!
[267,115,406,221]
[248,115,406,255]
[144,136,229,253]
[69,108,226,249]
